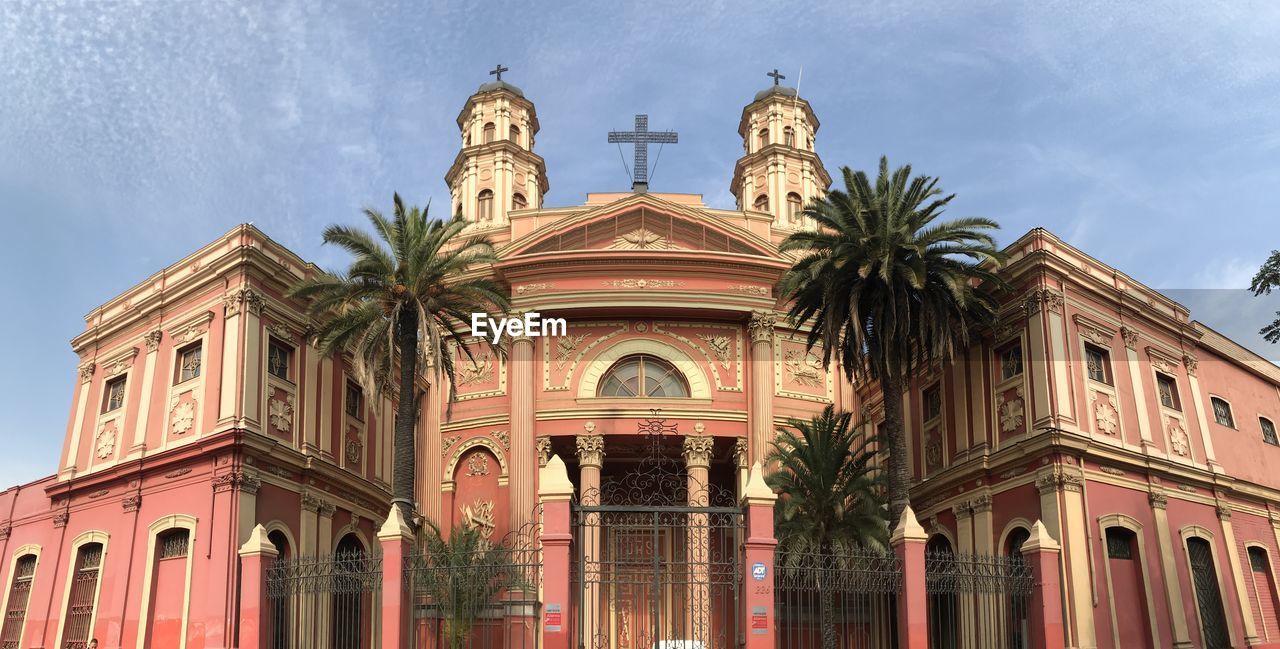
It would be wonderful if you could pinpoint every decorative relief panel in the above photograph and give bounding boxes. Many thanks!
[94,423,117,460]
[1168,419,1190,457]
[996,388,1026,436]
[1094,393,1119,436]
[451,338,507,400]
[542,322,628,392]
[268,392,294,435]
[653,322,743,392]
[170,396,196,436]
[773,332,834,403]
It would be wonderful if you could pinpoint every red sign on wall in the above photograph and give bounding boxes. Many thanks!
[751,605,768,634]
[545,604,562,632]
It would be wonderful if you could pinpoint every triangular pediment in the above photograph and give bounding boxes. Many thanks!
[505,193,780,259]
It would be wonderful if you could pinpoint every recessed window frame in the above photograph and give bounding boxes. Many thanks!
[1084,343,1112,385]
[175,342,203,384]
[102,375,127,413]
[998,342,1024,382]
[267,338,294,382]
[345,381,364,420]
[753,194,769,212]
[1155,371,1181,411]
[1261,417,1278,447]
[477,189,494,221]
[923,383,943,423]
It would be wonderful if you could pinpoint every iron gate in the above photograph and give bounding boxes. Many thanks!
[571,414,744,649]
[925,551,1032,649]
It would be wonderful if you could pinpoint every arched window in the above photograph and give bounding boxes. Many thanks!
[758,128,769,149]
[333,534,367,649]
[512,193,527,211]
[1211,397,1234,427]
[1005,527,1031,558]
[1247,546,1280,637]
[266,530,291,649]
[786,193,802,221]
[784,126,794,147]
[61,542,103,648]
[477,190,494,221]
[753,194,769,212]
[1262,417,1278,446]
[483,122,495,144]
[0,554,37,645]
[509,125,521,145]
[597,354,690,398]
[1187,536,1231,647]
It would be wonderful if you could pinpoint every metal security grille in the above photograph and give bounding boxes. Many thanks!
[403,513,543,649]
[265,549,382,649]
[62,544,103,649]
[1188,538,1231,648]
[925,551,1033,649]
[774,543,900,649]
[571,416,743,649]
[0,555,37,649]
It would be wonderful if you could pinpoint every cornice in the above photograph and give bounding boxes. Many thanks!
[444,141,550,192]
[729,146,833,196]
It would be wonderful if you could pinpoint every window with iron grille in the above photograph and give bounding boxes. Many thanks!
[0,555,37,649]
[267,339,292,381]
[1156,373,1181,410]
[61,543,103,649]
[176,343,202,383]
[1085,344,1111,384]
[1211,397,1234,427]
[102,376,126,413]
[1262,418,1278,446]
[158,529,189,560]
[1105,527,1134,560]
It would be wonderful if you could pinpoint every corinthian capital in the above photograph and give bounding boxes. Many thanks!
[682,435,715,469]
[748,310,777,344]
[576,434,605,468]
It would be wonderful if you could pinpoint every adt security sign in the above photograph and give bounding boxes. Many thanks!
[751,562,767,581]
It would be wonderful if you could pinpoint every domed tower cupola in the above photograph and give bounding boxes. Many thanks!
[729,69,831,230]
[445,64,550,228]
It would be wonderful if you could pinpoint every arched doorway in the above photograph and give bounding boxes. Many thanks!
[267,530,291,649]
[333,533,369,649]
[926,534,958,649]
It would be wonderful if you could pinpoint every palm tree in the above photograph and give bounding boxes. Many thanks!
[767,406,886,649]
[1250,250,1280,343]
[779,157,1004,522]
[766,405,887,550]
[289,195,509,516]
[411,521,529,649]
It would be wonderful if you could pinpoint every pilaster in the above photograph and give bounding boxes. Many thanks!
[748,311,776,467]
[510,335,536,531]
[1149,489,1193,647]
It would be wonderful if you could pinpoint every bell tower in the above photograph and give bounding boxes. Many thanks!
[730,69,831,230]
[446,65,550,228]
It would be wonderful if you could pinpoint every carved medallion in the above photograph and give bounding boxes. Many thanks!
[269,394,294,433]
[94,425,115,460]
[998,393,1025,433]
[1095,397,1119,436]
[170,400,196,435]
[466,451,490,476]
[1169,422,1190,457]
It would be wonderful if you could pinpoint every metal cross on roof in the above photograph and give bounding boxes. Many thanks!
[768,68,786,86]
[607,114,678,192]
[489,63,509,82]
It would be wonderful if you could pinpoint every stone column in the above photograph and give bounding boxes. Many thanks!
[238,524,279,649]
[954,502,976,649]
[1022,521,1065,649]
[539,456,575,649]
[733,437,750,500]
[742,463,778,649]
[130,330,162,458]
[510,334,537,532]
[378,506,415,649]
[748,311,777,467]
[299,491,321,647]
[1217,504,1256,646]
[576,432,605,648]
[1040,467,1095,649]
[892,506,929,649]
[684,435,715,641]
[316,500,336,648]
[63,363,95,478]
[1149,490,1193,647]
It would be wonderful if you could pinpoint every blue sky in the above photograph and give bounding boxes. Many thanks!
[1,1,1278,485]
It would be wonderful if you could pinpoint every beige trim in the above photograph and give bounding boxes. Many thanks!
[134,514,198,649]
[1152,500,1193,647]
[1096,514,1162,649]
[443,437,509,479]
[54,530,109,649]
[1243,541,1280,643]
[0,544,41,647]
[1218,513,1259,643]
[997,519,1034,555]
[1180,525,1241,647]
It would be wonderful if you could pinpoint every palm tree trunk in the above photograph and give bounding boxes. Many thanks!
[392,305,419,517]
[881,366,910,524]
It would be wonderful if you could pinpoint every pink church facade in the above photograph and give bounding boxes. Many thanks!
[1,75,1279,649]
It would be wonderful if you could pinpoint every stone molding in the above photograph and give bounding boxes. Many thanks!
[576,434,605,468]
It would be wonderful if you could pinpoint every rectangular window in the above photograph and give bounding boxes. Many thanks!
[1156,373,1180,410]
[61,544,103,649]
[1263,418,1278,446]
[1085,344,1111,384]
[102,376,126,413]
[1211,398,1235,427]
[267,339,292,381]
[158,529,190,559]
[923,385,942,422]
[177,344,202,383]
[999,343,1023,381]
[0,555,37,647]
[345,382,363,419]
